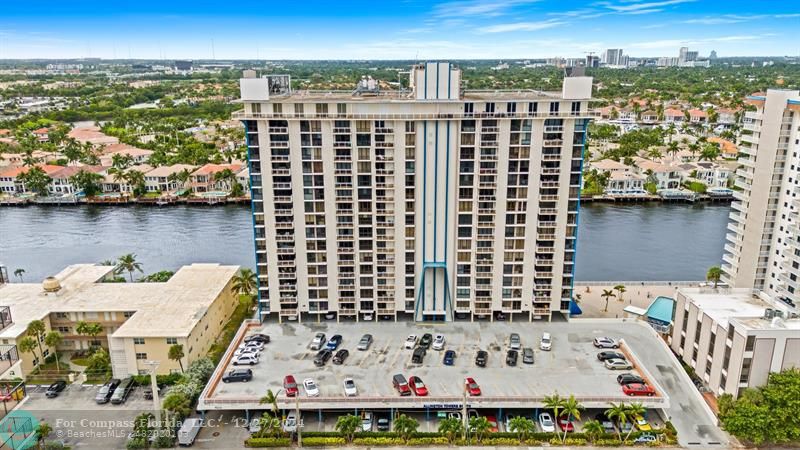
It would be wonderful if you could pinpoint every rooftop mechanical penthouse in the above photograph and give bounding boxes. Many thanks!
[235,63,594,323]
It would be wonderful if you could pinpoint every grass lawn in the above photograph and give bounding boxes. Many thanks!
[142,192,162,199]
[70,357,91,366]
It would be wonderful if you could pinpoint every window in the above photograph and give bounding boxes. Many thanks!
[294,103,304,115]
[133,338,145,345]
[57,326,70,333]
[528,102,538,114]
[315,103,329,115]
[464,103,474,115]
[745,335,755,351]
[123,311,135,318]
[166,338,178,345]
[485,102,495,113]
[136,353,148,360]
[273,103,282,114]
[506,102,516,114]
[55,312,69,319]
[251,103,261,114]
[549,102,560,115]
[337,103,347,115]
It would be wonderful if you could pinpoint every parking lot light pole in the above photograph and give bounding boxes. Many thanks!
[295,392,301,448]
[462,379,468,440]
[144,360,161,425]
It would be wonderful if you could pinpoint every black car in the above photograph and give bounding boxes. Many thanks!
[222,368,253,383]
[143,384,165,400]
[314,349,333,366]
[376,416,391,431]
[419,333,433,349]
[412,346,426,364]
[95,379,121,404]
[595,412,616,433]
[45,380,67,398]
[110,377,136,405]
[597,351,626,361]
[617,373,646,385]
[244,334,270,344]
[506,350,518,366]
[475,350,488,367]
[332,349,349,365]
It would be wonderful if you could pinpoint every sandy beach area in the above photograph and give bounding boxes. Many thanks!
[574,281,703,318]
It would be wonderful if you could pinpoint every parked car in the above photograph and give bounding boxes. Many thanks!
[326,334,343,350]
[632,414,651,431]
[283,412,298,433]
[634,434,657,444]
[110,377,136,404]
[605,358,633,370]
[313,349,332,366]
[248,417,262,435]
[509,333,521,350]
[283,375,298,397]
[623,383,656,397]
[95,379,121,404]
[506,349,518,366]
[245,333,270,344]
[411,346,426,364]
[404,334,418,349]
[242,340,265,351]
[595,413,616,434]
[234,353,260,366]
[392,374,411,396]
[540,332,552,351]
[475,350,488,367]
[376,416,391,431]
[432,334,446,350]
[303,378,319,397]
[593,337,620,348]
[465,377,481,396]
[597,351,625,361]
[310,333,326,350]
[617,373,645,385]
[443,350,456,366]
[343,378,358,397]
[557,417,575,432]
[332,349,349,365]
[522,347,534,364]
[538,412,555,432]
[485,415,499,432]
[177,417,203,446]
[45,380,67,398]
[361,412,373,431]
[409,376,428,396]
[222,369,253,383]
[357,334,373,351]
[234,346,261,358]
[419,333,433,349]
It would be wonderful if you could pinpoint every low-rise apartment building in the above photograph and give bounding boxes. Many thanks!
[143,164,196,193]
[670,287,800,398]
[0,263,240,379]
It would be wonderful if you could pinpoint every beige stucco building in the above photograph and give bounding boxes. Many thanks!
[0,263,240,379]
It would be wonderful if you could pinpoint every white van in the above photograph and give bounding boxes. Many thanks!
[540,332,552,351]
[178,418,203,446]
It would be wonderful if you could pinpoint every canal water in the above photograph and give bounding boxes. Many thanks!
[0,202,730,282]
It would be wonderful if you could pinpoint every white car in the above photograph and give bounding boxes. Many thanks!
[283,412,298,433]
[404,335,418,349]
[343,378,358,397]
[509,333,521,350]
[242,341,265,351]
[361,412,373,431]
[233,353,259,366]
[593,337,620,349]
[540,332,552,351]
[303,378,319,397]
[605,358,633,370]
[538,412,555,432]
[234,347,261,358]
[432,334,446,350]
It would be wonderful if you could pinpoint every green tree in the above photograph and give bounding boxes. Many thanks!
[232,268,257,299]
[111,153,134,170]
[256,414,282,438]
[116,253,143,282]
[26,320,47,365]
[583,419,604,444]
[393,414,419,443]
[706,266,723,288]
[17,166,51,195]
[508,416,535,444]
[36,421,53,448]
[437,417,463,444]
[168,344,185,373]
[69,169,104,197]
[624,403,646,441]
[44,331,64,372]
[140,270,174,282]
[334,414,362,443]
[601,289,616,312]
[667,141,680,158]
[13,268,25,282]
[213,168,236,192]
[468,416,492,443]
[559,395,584,443]
[259,389,280,418]
[605,402,628,440]
[162,392,192,420]
[544,393,566,437]
[699,143,721,161]
[613,284,626,302]
[19,336,40,366]
[62,138,85,166]
[125,170,147,197]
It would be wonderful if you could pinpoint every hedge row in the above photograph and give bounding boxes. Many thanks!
[245,437,292,447]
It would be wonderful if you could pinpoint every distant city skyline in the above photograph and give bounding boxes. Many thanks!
[0,0,798,60]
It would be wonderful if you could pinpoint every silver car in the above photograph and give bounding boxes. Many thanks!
[604,358,633,370]
[357,334,373,351]
[509,333,521,350]
[522,347,534,364]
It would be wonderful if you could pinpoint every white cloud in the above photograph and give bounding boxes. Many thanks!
[597,0,695,13]
[433,0,540,18]
[683,13,800,25]
[478,19,566,33]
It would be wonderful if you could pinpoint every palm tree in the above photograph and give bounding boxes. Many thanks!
[259,389,280,418]
[601,289,616,312]
[437,417,463,444]
[213,168,236,192]
[544,393,566,437]
[393,414,419,444]
[107,167,127,193]
[605,403,628,440]
[688,142,700,159]
[613,284,626,302]
[624,403,646,441]
[666,123,676,143]
[13,268,25,282]
[706,266,723,288]
[168,344,185,372]
[559,395,584,443]
[582,419,604,444]
[26,320,46,363]
[468,416,492,443]
[44,331,63,372]
[667,141,680,159]
[334,414,362,444]
[76,322,104,350]
[508,416,535,444]
[116,253,143,282]
[37,421,53,447]
[124,170,146,197]
[232,268,257,298]
[19,337,40,366]
[257,414,282,438]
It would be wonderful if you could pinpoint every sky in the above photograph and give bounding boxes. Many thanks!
[0,0,798,60]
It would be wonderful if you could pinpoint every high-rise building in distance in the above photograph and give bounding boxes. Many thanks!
[235,63,593,323]
[603,49,623,66]
[723,89,800,306]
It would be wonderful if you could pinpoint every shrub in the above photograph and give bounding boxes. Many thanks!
[245,437,293,447]
[595,438,624,446]
[302,436,346,446]
[352,436,403,446]
[43,442,67,450]
[125,437,147,449]
[564,437,588,446]
[406,437,448,445]
[480,437,523,445]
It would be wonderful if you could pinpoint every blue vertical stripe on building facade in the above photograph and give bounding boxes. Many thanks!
[421,121,428,313]
[243,122,263,321]
[443,121,450,311]
[568,119,589,315]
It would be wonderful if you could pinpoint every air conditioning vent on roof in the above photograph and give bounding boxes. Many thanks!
[763,308,774,319]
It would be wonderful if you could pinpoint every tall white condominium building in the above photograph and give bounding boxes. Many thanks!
[723,89,800,307]
[235,63,593,323]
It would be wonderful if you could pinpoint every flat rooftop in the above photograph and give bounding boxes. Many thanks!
[200,320,669,411]
[679,287,800,330]
[0,263,239,339]
[253,89,567,103]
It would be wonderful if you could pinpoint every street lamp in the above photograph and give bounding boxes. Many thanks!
[143,360,161,425]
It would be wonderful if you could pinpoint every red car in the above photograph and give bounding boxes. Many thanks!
[622,383,656,397]
[283,375,298,397]
[409,376,428,396]
[557,417,575,432]
[465,377,481,396]
[485,415,499,432]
